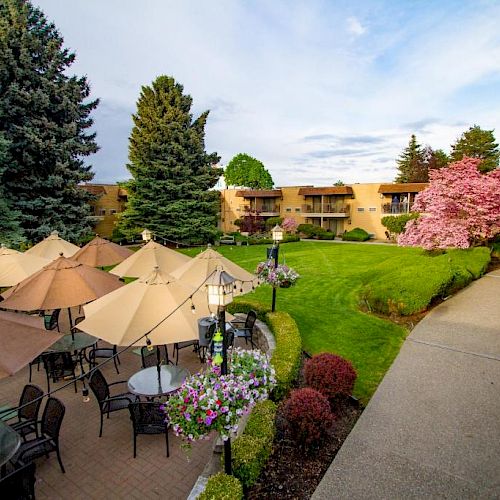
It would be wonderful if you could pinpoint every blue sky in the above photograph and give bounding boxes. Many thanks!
[37,0,500,186]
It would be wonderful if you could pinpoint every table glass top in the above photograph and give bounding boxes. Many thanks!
[50,331,97,352]
[128,365,189,397]
[0,421,21,467]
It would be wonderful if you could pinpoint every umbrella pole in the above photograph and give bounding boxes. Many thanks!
[68,308,74,340]
[156,347,162,394]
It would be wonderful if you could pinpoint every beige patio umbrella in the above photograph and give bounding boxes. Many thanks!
[26,230,80,260]
[1,255,124,333]
[71,235,134,267]
[0,245,50,287]
[78,267,212,347]
[0,310,62,379]
[109,240,191,278]
[171,245,257,293]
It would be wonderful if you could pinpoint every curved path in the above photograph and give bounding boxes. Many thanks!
[313,269,500,499]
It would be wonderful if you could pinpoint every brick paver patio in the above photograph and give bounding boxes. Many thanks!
[0,312,215,499]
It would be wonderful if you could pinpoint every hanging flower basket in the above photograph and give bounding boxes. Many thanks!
[163,348,275,444]
[256,261,300,288]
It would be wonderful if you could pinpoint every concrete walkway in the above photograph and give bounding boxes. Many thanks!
[313,269,500,499]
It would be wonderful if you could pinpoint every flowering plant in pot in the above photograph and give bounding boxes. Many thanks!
[163,348,275,444]
[256,261,300,288]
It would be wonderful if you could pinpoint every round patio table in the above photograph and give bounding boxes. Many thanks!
[0,421,21,468]
[128,365,190,398]
[49,332,97,353]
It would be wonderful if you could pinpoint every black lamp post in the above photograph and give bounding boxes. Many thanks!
[268,224,284,312]
[206,267,236,475]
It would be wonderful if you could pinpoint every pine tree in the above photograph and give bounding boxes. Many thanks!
[119,76,222,244]
[450,125,499,172]
[0,0,98,243]
[395,135,426,183]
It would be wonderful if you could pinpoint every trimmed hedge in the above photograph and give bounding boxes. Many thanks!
[360,247,491,315]
[266,311,302,400]
[297,224,335,240]
[226,298,271,322]
[231,400,277,488]
[197,472,243,500]
[342,227,370,241]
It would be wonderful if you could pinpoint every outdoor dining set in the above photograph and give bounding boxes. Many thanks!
[0,231,258,497]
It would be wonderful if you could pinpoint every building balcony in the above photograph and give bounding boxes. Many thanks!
[301,204,350,217]
[381,202,415,215]
[238,205,281,216]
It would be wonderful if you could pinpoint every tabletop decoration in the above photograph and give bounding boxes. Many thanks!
[255,261,300,288]
[163,348,275,445]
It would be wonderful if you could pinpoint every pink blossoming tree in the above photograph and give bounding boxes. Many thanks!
[398,157,500,250]
[282,217,298,233]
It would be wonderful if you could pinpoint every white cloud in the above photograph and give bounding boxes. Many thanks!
[347,16,366,37]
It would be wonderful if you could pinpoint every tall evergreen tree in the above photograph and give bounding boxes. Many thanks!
[119,76,221,244]
[395,134,426,183]
[450,125,499,172]
[0,0,98,242]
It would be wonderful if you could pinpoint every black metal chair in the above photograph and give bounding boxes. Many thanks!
[87,342,121,374]
[14,397,66,474]
[172,340,200,365]
[198,322,217,363]
[0,462,36,499]
[87,369,137,437]
[41,352,78,393]
[128,402,169,458]
[43,309,60,332]
[141,345,171,368]
[230,310,257,348]
[7,384,44,441]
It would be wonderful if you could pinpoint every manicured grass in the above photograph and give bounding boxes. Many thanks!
[182,242,489,404]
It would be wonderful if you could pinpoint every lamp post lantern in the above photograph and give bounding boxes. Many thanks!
[206,267,235,475]
[269,224,284,312]
[141,229,152,242]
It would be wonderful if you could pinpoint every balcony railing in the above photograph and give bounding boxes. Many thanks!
[239,205,280,214]
[381,202,415,214]
[301,204,350,215]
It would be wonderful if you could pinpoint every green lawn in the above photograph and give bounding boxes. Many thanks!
[182,242,489,404]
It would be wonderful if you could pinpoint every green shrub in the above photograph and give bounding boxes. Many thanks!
[264,217,283,230]
[231,400,277,489]
[297,224,333,239]
[266,311,302,400]
[318,232,335,240]
[381,214,419,235]
[226,298,271,321]
[342,227,370,241]
[198,472,243,500]
[360,247,491,315]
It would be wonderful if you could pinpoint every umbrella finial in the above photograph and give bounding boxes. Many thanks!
[51,230,59,237]
[59,252,64,257]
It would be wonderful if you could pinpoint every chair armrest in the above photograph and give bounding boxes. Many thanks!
[105,395,135,404]
[108,380,129,387]
[17,437,51,457]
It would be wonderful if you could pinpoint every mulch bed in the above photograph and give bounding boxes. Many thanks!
[247,396,363,499]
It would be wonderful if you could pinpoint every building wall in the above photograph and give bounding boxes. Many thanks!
[220,183,422,240]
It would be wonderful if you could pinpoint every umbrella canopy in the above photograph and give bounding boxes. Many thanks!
[0,246,50,287]
[110,240,191,278]
[26,231,80,260]
[171,245,257,293]
[71,236,134,267]
[78,267,213,347]
[0,310,62,379]
[1,255,124,311]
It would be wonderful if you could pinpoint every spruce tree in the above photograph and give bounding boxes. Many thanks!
[450,125,499,172]
[395,134,426,183]
[0,0,98,243]
[119,76,221,244]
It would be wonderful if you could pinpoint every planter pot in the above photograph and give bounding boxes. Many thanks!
[279,281,292,288]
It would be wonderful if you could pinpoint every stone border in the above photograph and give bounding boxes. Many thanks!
[187,317,275,500]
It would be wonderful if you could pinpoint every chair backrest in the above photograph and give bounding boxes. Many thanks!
[0,461,36,500]
[40,397,65,440]
[128,402,166,432]
[141,345,170,368]
[245,310,257,330]
[18,384,44,422]
[44,309,60,330]
[88,369,110,404]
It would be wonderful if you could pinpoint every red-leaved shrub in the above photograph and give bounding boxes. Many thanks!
[304,353,357,400]
[283,388,334,447]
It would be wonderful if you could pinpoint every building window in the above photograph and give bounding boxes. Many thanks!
[110,209,117,215]
[369,207,376,212]
[98,209,106,216]
[286,208,292,212]
[295,208,300,212]
[357,208,365,212]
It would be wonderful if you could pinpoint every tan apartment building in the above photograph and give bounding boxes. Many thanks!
[220,183,428,240]
[81,183,128,237]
